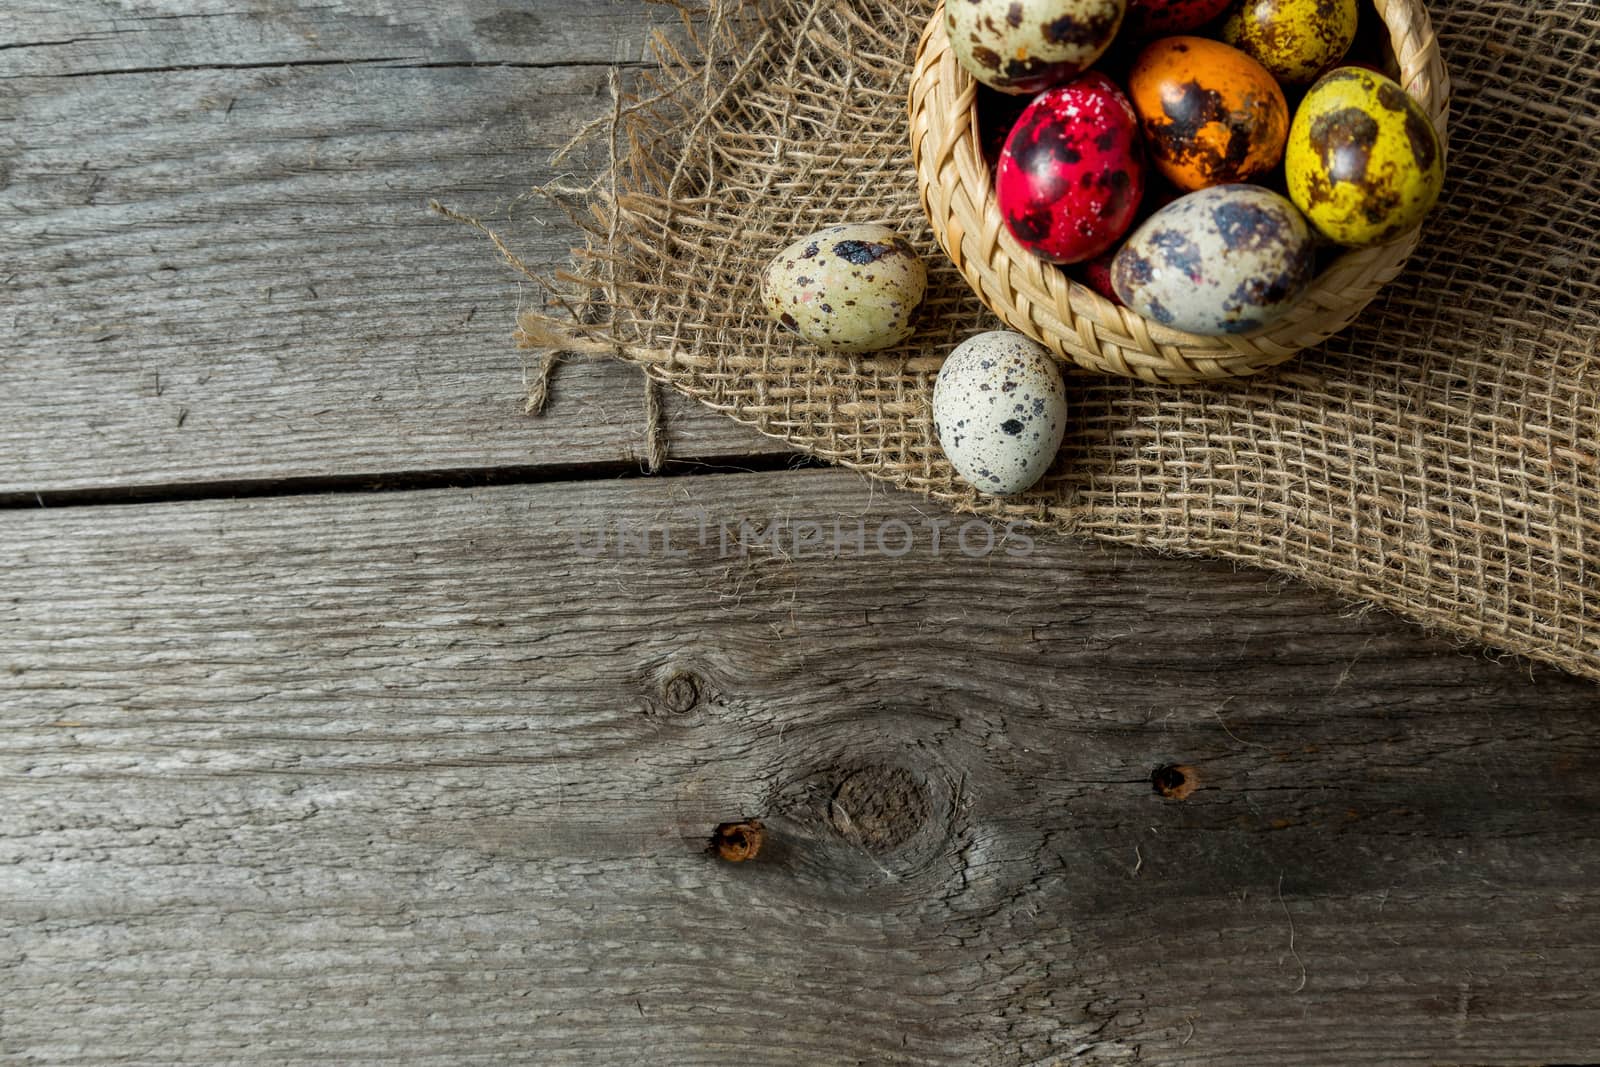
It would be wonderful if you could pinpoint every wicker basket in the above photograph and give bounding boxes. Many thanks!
[908,0,1451,383]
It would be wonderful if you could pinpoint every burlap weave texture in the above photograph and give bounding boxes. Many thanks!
[523,0,1600,681]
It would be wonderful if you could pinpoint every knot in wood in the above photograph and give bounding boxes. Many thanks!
[827,765,931,852]
[660,670,703,715]
[711,820,764,862]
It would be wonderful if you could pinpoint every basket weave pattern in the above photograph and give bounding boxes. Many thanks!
[909,0,1451,383]
[521,0,1600,683]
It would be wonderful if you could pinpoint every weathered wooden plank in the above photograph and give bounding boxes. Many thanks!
[0,16,783,496]
[1,0,679,76]
[3,468,1597,1064]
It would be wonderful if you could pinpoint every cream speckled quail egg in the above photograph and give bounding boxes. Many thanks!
[948,0,1127,95]
[932,331,1068,495]
[1111,184,1315,335]
[761,224,927,353]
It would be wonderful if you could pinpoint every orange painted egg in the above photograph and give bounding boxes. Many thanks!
[1127,36,1289,190]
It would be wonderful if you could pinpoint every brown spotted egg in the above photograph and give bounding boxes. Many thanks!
[1111,184,1315,335]
[948,0,1127,95]
[932,331,1068,495]
[761,224,927,353]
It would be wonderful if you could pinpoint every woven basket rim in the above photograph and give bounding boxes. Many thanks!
[907,0,1452,383]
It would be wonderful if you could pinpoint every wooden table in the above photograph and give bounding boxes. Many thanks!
[5,4,1598,1063]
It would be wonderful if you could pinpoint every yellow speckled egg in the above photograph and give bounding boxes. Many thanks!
[1285,67,1444,247]
[1221,0,1359,84]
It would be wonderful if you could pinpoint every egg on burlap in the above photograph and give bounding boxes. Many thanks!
[932,331,1069,495]
[761,224,928,353]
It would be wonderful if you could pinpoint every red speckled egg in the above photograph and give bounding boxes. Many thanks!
[996,72,1146,265]
[1072,178,1180,301]
[1078,253,1121,302]
[1124,0,1233,35]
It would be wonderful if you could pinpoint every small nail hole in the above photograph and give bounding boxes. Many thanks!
[1152,764,1198,800]
[710,820,764,862]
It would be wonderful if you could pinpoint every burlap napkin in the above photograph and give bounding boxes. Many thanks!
[515,0,1600,682]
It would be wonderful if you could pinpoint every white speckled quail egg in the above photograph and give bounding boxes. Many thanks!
[948,0,1127,95]
[932,331,1068,495]
[1110,184,1315,335]
[761,224,927,353]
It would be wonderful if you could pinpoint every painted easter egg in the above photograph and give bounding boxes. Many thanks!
[761,224,927,352]
[1124,0,1233,35]
[948,0,1126,95]
[1071,178,1181,302]
[1220,0,1359,84]
[1127,36,1289,190]
[1285,67,1445,246]
[996,72,1146,264]
[1111,184,1315,334]
[932,331,1068,495]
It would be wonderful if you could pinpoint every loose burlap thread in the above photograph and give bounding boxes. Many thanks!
[515,0,1600,682]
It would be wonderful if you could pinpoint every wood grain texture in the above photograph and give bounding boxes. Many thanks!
[0,2,781,496]
[4,468,1598,1065]
[5,3,1599,1064]
[2,0,677,76]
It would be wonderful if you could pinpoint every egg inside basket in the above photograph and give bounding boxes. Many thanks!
[907,0,1450,384]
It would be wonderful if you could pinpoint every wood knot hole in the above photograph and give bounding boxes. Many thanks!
[1152,763,1198,800]
[711,820,763,862]
[661,670,703,715]
[828,766,931,852]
